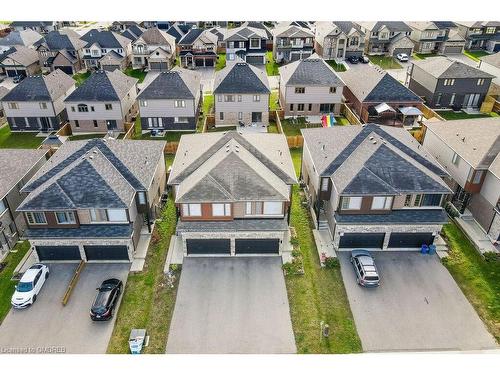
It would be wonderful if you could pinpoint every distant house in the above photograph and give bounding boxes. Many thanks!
[278,55,344,117]
[314,21,365,61]
[208,27,227,53]
[408,56,494,109]
[80,29,132,70]
[131,27,176,71]
[408,21,465,55]
[111,21,142,33]
[0,29,43,53]
[9,21,59,34]
[178,29,218,68]
[138,67,202,132]
[1,70,75,132]
[0,46,40,77]
[243,21,273,50]
[224,25,268,65]
[64,70,138,134]
[214,62,270,127]
[339,64,423,125]
[35,30,86,75]
[455,21,500,52]
[357,21,414,56]
[272,22,315,63]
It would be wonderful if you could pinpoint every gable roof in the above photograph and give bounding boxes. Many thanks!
[166,23,193,43]
[214,62,270,94]
[99,50,126,65]
[273,23,315,38]
[224,26,268,42]
[65,70,137,102]
[0,45,39,66]
[81,29,131,50]
[412,56,495,79]
[432,21,458,29]
[242,22,273,39]
[359,21,412,33]
[2,69,75,102]
[178,28,217,46]
[138,67,200,100]
[135,27,176,47]
[0,29,43,47]
[38,30,86,51]
[279,55,344,87]
[120,25,145,41]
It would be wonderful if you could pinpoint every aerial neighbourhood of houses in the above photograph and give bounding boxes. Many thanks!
[0,20,499,355]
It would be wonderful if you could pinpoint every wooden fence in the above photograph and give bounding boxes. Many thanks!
[480,95,496,113]
[122,121,135,139]
[164,142,179,154]
[275,111,284,134]
[56,123,72,136]
[287,135,304,149]
[341,103,362,125]
[420,104,445,121]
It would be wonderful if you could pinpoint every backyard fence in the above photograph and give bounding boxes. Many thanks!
[480,95,496,113]
[287,135,304,149]
[122,122,135,139]
[420,104,445,121]
[275,111,284,134]
[341,103,362,125]
[164,142,179,154]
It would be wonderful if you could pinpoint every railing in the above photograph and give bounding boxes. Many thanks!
[62,260,85,306]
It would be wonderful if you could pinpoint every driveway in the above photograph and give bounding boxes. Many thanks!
[339,252,497,352]
[166,257,296,354]
[0,263,130,354]
[198,67,215,93]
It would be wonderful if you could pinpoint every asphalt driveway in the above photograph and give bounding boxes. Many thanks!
[0,263,129,354]
[166,257,296,354]
[339,252,497,352]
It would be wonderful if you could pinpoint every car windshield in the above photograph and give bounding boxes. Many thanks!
[92,289,112,311]
[16,282,33,292]
[365,275,379,281]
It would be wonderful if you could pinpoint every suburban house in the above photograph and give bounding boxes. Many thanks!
[35,29,86,75]
[213,61,270,127]
[17,138,167,262]
[278,55,344,117]
[455,21,500,52]
[422,118,500,243]
[314,21,365,61]
[243,21,273,50]
[0,149,49,260]
[1,69,76,132]
[138,67,202,132]
[168,131,297,257]
[272,22,315,63]
[166,22,193,43]
[301,124,452,250]
[357,21,414,56]
[131,27,176,71]
[408,21,465,55]
[64,70,138,134]
[339,64,423,125]
[111,21,143,33]
[80,29,132,70]
[178,28,218,68]
[407,56,494,109]
[208,27,227,53]
[120,25,146,41]
[224,25,268,65]
[0,46,40,77]
[9,21,59,34]
[0,29,43,53]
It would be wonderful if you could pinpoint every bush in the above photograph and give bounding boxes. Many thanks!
[290,237,299,247]
[444,202,460,218]
[483,252,500,263]
[291,248,302,258]
[324,257,340,269]
[282,261,304,275]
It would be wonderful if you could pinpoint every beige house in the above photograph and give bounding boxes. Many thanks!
[314,21,365,61]
[131,27,176,71]
[0,46,40,77]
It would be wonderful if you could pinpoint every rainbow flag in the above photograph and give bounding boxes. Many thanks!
[321,114,336,127]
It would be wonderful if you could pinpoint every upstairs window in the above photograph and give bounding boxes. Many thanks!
[182,203,202,217]
[341,197,362,210]
[174,100,185,108]
[26,212,47,225]
[253,95,260,102]
[421,194,442,207]
[472,170,484,184]
[330,87,337,94]
[212,203,231,216]
[321,178,329,192]
[8,102,18,109]
[55,211,76,224]
[139,100,147,107]
[263,202,283,216]
[224,95,234,102]
[105,103,113,110]
[443,79,455,86]
[371,196,393,210]
[39,102,47,109]
[77,104,89,112]
[477,78,485,85]
[295,87,305,94]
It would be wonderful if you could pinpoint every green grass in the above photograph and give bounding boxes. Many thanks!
[68,133,104,141]
[326,60,347,72]
[197,95,214,131]
[72,71,91,87]
[463,50,490,62]
[438,110,499,121]
[267,122,279,133]
[124,68,147,83]
[0,241,30,324]
[208,126,237,132]
[0,125,44,149]
[281,118,321,136]
[369,55,403,69]
[107,191,180,353]
[335,116,350,125]
[266,51,280,76]
[413,53,439,60]
[285,149,362,353]
[132,117,194,142]
[441,222,500,343]
[270,90,280,111]
[216,53,226,71]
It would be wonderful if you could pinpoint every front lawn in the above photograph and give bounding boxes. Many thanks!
[73,71,91,86]
[413,53,439,60]
[107,191,180,353]
[285,149,362,353]
[266,51,280,76]
[216,53,226,71]
[326,60,347,72]
[463,50,491,62]
[438,110,498,121]
[0,125,44,149]
[369,55,403,69]
[441,223,500,343]
[124,68,147,83]
[0,241,30,324]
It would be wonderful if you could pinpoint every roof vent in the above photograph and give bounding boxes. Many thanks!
[372,140,377,144]
[369,136,374,140]
[321,144,325,151]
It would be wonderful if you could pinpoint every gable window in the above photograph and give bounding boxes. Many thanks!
[174,100,186,108]
[26,212,47,225]
[212,203,231,216]
[224,95,234,102]
[329,87,337,94]
[139,100,147,107]
[340,196,362,210]
[253,95,260,102]
[371,196,393,210]
[105,103,113,110]
[78,104,89,112]
[263,201,283,216]
[182,203,202,217]
[55,211,76,224]
[477,78,485,85]
[451,152,460,166]
[8,102,18,109]
[295,87,305,94]
[39,102,47,109]
[404,194,412,207]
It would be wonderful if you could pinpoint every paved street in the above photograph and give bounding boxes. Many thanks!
[166,257,296,354]
[339,252,497,352]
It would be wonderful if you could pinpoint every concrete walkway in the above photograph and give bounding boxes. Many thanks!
[130,225,154,272]
[455,216,499,254]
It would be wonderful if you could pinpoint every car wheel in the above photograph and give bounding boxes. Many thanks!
[32,295,37,304]
[45,272,49,279]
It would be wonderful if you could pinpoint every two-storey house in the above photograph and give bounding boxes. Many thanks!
[357,21,414,56]
[301,124,452,250]
[178,29,218,68]
[138,67,201,132]
[214,61,270,127]
[17,138,166,262]
[408,21,465,55]
[35,30,86,75]
[272,23,315,63]
[0,29,43,54]
[422,118,500,243]
[314,21,365,61]
[278,55,344,117]
[408,56,494,109]
[0,149,48,260]
[131,27,176,71]
[120,25,146,42]
[455,21,500,53]
[80,29,132,70]
[64,70,138,134]
[224,25,268,65]
[0,45,40,77]
[168,131,297,258]
[1,69,76,132]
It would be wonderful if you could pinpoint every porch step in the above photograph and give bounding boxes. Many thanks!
[318,221,329,230]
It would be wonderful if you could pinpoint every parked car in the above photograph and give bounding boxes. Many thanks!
[11,263,50,308]
[12,74,25,84]
[358,55,370,64]
[347,55,359,64]
[350,250,380,287]
[396,53,409,62]
[90,278,123,321]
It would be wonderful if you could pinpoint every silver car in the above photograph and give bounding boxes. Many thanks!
[350,250,380,287]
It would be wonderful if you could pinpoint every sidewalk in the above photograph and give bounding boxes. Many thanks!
[455,216,499,255]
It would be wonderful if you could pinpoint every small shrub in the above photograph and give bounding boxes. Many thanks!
[290,237,299,247]
[324,257,340,269]
[483,252,500,263]
[291,248,302,258]
[282,261,304,275]
[444,202,460,218]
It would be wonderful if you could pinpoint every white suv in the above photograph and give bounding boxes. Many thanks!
[396,53,409,62]
[11,264,50,308]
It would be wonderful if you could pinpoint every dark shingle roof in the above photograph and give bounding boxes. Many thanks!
[335,209,448,225]
[214,62,270,94]
[81,29,129,49]
[138,69,200,100]
[121,25,144,41]
[41,31,83,51]
[178,28,204,45]
[25,224,133,239]
[432,21,457,29]
[176,218,289,233]
[281,57,344,87]
[364,73,422,102]
[371,21,412,33]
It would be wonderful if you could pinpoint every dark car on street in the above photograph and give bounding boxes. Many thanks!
[347,55,359,64]
[90,278,123,321]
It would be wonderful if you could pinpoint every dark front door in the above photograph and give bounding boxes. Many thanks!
[40,117,50,132]
[186,239,231,255]
[106,120,117,130]
[251,112,262,122]
[388,233,434,249]
[36,246,81,261]
[84,245,130,261]
[338,233,385,249]
[235,239,280,255]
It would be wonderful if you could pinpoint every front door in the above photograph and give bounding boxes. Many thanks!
[39,117,49,132]
[251,112,262,123]
[106,120,117,130]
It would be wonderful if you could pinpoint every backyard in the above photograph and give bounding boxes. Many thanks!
[0,125,44,149]
[438,110,499,121]
[72,71,91,86]
[216,53,226,71]
[131,118,193,142]
[441,222,500,343]
[280,116,350,136]
[369,55,403,69]
[270,90,280,111]
[68,133,104,141]
[266,51,280,76]
[124,68,147,83]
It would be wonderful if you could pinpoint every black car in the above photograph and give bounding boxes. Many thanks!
[358,55,370,64]
[90,278,122,321]
[347,55,359,64]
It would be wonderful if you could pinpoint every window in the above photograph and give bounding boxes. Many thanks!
[290,103,294,111]
[371,196,393,210]
[295,87,305,94]
[55,211,76,224]
[219,112,224,120]
[107,209,127,222]
[39,102,47,109]
[78,104,89,112]
[224,95,234,102]
[71,106,75,112]
[349,37,359,46]
[308,103,312,111]
[174,100,185,108]
[93,120,98,127]
[329,87,337,94]
[297,103,304,111]
[8,102,18,109]
[263,202,282,215]
[436,93,442,106]
[212,203,231,216]
[139,100,147,107]
[174,117,188,123]
[414,194,422,206]
[451,152,460,166]
[0,199,6,214]
[91,106,95,112]
[238,112,242,120]
[253,95,260,102]
[443,79,455,86]
[421,194,442,207]
[404,194,412,207]
[238,95,242,102]
[105,103,113,110]
[218,95,222,102]
[250,38,260,48]
[450,93,456,106]
[320,103,334,112]
[90,209,107,222]
[182,203,202,217]
[486,27,496,34]
[26,212,47,225]
[138,192,146,204]
[340,197,362,210]
[321,178,329,192]
[477,78,485,85]
[472,170,484,184]
[75,120,80,128]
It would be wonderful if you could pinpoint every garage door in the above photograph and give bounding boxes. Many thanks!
[54,65,74,74]
[36,246,81,261]
[7,69,25,77]
[195,59,205,67]
[204,58,214,67]
[393,48,412,57]
[338,233,385,249]
[246,55,265,65]
[186,239,231,255]
[150,62,168,70]
[84,245,130,261]
[388,232,434,248]
[235,239,280,255]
